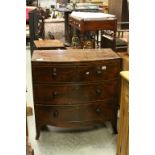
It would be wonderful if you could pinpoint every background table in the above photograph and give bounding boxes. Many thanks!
[34,39,65,50]
[69,12,117,50]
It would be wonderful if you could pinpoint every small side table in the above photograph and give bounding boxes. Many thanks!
[33,39,65,50]
[69,12,117,49]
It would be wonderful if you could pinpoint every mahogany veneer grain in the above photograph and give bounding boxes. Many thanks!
[32,48,121,139]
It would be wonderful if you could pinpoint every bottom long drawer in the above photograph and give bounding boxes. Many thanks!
[34,99,118,127]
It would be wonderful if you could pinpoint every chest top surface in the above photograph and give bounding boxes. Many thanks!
[32,48,120,63]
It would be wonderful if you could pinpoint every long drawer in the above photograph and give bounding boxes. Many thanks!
[34,99,117,126]
[32,61,120,83]
[33,80,119,104]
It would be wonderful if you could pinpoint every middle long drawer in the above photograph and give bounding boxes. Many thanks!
[33,80,119,105]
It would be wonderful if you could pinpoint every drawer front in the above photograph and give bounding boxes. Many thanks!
[32,61,120,83]
[32,66,77,83]
[35,100,117,125]
[33,80,119,104]
[78,62,120,82]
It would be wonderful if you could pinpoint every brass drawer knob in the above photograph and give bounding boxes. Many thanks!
[52,68,57,77]
[96,108,101,113]
[53,68,57,72]
[52,72,57,77]
[53,110,59,118]
[96,70,102,74]
[96,66,106,74]
[96,89,102,95]
[101,66,107,70]
[52,91,59,98]
[85,71,90,75]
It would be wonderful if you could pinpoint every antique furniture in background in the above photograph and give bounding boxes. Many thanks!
[69,12,117,50]
[56,7,72,46]
[101,21,129,52]
[117,52,129,71]
[56,4,100,46]
[116,71,129,155]
[28,8,46,54]
[44,18,65,41]
[29,8,64,55]
[26,6,36,45]
[33,39,65,50]
[31,48,121,140]
[102,0,129,52]
[116,22,129,52]
[108,0,129,30]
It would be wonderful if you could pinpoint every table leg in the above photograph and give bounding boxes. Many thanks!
[64,12,72,46]
[80,33,84,48]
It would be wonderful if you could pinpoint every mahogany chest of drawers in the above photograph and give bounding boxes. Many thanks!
[31,48,121,140]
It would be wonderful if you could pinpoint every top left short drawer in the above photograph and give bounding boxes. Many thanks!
[32,65,77,83]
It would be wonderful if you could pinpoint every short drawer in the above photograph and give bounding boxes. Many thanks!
[32,65,77,83]
[34,99,117,125]
[77,61,120,82]
[33,80,119,104]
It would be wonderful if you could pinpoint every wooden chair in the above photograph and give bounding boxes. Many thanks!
[101,21,129,52]
[28,8,65,55]
[116,22,129,52]
[113,0,129,52]
[26,6,36,45]
[28,8,45,54]
[103,0,129,52]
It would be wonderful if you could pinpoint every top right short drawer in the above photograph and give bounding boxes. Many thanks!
[78,61,121,82]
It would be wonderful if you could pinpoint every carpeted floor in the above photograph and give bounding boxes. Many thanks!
[26,46,117,155]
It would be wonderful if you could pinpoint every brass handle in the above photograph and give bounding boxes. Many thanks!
[85,71,90,75]
[96,89,101,95]
[52,72,57,76]
[52,68,57,77]
[101,66,107,70]
[53,68,57,72]
[96,108,101,113]
[53,91,59,98]
[53,110,59,118]
[96,70,102,74]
